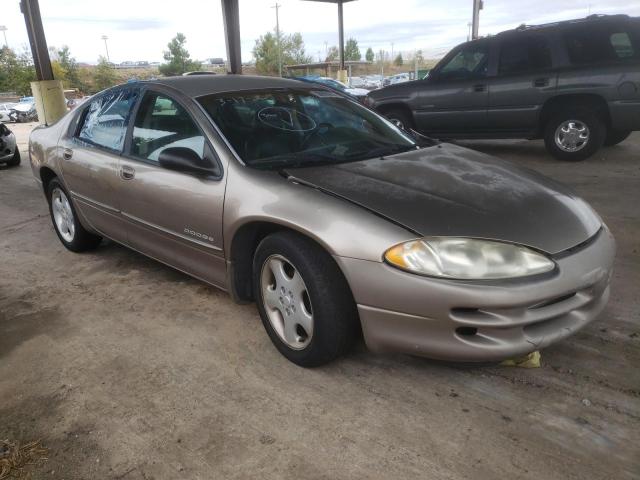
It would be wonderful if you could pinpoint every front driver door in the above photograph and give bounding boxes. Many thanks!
[415,41,490,135]
[118,88,228,288]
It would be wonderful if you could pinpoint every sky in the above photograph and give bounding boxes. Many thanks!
[1,0,639,64]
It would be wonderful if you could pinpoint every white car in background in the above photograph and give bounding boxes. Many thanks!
[383,73,411,86]
[0,103,16,123]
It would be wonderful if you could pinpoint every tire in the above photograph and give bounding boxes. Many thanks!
[604,129,631,147]
[46,178,102,252]
[6,149,20,167]
[253,231,358,367]
[543,109,605,161]
[383,108,414,131]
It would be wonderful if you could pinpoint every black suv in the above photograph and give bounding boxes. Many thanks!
[366,14,640,161]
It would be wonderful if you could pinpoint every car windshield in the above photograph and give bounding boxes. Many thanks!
[198,88,417,169]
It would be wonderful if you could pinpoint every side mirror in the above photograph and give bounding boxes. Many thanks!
[158,147,216,177]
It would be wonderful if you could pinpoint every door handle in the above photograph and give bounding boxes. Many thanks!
[473,84,486,92]
[534,77,549,87]
[120,165,135,180]
[62,148,73,160]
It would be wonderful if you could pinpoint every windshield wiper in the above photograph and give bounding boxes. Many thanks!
[250,152,337,170]
[343,143,416,160]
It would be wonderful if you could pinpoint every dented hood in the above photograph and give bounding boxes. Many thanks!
[285,143,601,254]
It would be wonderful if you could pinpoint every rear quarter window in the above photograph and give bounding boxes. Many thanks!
[564,24,639,65]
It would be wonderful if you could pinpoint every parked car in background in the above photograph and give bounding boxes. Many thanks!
[296,76,370,101]
[0,123,20,166]
[0,103,17,123]
[363,75,384,89]
[348,76,366,88]
[9,101,38,123]
[382,73,411,86]
[366,14,640,161]
[29,75,614,367]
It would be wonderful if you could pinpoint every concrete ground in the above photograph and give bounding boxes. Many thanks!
[1,121,638,480]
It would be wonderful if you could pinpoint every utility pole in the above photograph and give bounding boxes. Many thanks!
[272,3,282,77]
[0,26,7,47]
[467,22,472,41]
[101,35,110,62]
[471,0,483,40]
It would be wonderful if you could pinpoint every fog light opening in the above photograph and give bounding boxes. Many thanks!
[456,327,478,337]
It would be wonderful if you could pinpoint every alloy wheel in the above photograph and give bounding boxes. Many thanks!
[555,120,590,152]
[51,187,75,243]
[260,254,314,350]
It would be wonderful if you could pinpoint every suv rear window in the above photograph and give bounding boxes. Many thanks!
[499,35,552,75]
[564,25,638,65]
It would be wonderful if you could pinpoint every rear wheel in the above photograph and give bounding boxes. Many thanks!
[6,149,20,167]
[604,129,631,147]
[47,178,102,252]
[383,108,414,131]
[253,231,358,367]
[543,109,605,161]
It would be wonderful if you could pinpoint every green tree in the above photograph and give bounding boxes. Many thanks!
[159,33,201,76]
[0,46,36,96]
[93,55,117,92]
[253,30,313,75]
[365,47,374,62]
[394,53,403,66]
[344,38,361,61]
[58,45,81,88]
[325,46,339,62]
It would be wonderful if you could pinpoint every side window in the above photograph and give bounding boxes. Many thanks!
[437,43,489,81]
[131,92,206,163]
[565,26,638,65]
[611,32,635,59]
[77,89,138,151]
[499,35,552,75]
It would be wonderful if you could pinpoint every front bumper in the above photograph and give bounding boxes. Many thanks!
[335,227,615,362]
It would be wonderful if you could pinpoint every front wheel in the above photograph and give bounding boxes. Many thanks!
[47,179,102,252]
[383,108,414,131]
[6,149,20,167]
[253,231,358,367]
[543,110,605,161]
[604,129,631,147]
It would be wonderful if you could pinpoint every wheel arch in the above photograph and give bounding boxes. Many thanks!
[538,94,611,136]
[376,102,415,124]
[227,220,353,305]
[39,166,58,195]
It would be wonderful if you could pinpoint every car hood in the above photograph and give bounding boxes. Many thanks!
[284,143,601,254]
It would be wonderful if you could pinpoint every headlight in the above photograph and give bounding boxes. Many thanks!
[384,237,555,280]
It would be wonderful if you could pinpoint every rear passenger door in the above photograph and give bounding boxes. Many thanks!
[117,88,228,288]
[486,33,558,134]
[59,87,139,243]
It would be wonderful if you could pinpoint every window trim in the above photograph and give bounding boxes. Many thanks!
[121,87,224,181]
[72,86,140,155]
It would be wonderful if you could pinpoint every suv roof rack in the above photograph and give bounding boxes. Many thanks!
[507,13,630,34]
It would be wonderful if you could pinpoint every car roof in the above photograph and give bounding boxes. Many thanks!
[146,74,312,98]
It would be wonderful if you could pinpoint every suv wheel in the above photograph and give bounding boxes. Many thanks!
[604,129,631,147]
[544,110,605,161]
[47,178,102,252]
[253,231,358,367]
[384,108,413,131]
[6,149,20,167]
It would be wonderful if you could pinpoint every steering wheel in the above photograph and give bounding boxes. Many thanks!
[301,122,334,148]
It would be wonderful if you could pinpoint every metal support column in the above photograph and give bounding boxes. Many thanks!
[221,0,242,74]
[20,0,53,80]
[337,1,345,71]
[471,0,483,40]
